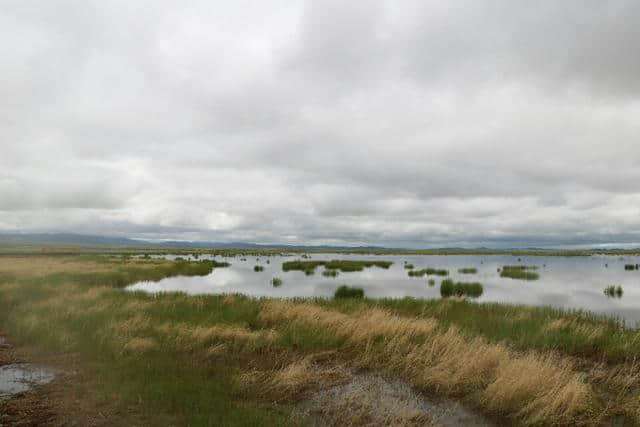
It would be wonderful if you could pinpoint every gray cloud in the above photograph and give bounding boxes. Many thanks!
[1,1,640,248]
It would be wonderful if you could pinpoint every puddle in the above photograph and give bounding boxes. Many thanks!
[0,364,57,400]
[302,373,493,426]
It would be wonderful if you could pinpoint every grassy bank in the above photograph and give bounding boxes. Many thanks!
[2,255,640,425]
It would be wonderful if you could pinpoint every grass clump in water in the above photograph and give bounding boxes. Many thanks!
[604,285,623,298]
[408,268,449,277]
[282,259,392,274]
[334,285,364,299]
[440,279,483,298]
[253,265,264,272]
[427,279,435,286]
[324,260,393,272]
[500,265,539,281]
[282,260,325,273]
[624,264,639,271]
[404,263,414,270]
[322,269,339,277]
[271,277,283,287]
[458,268,478,274]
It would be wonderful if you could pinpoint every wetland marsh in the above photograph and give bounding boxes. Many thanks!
[128,253,640,325]
[3,252,640,426]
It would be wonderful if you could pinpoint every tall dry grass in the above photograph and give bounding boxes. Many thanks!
[260,301,595,425]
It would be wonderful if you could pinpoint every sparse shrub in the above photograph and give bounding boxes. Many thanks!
[254,265,264,272]
[428,279,435,286]
[271,277,283,287]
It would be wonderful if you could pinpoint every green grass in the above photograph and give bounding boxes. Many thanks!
[604,285,623,298]
[440,279,483,298]
[322,269,339,277]
[320,297,639,362]
[5,255,640,424]
[334,285,365,299]
[0,260,288,426]
[282,259,392,274]
[281,260,326,273]
[457,267,478,274]
[500,265,539,280]
[407,268,449,277]
[404,263,414,269]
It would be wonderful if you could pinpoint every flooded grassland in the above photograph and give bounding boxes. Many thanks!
[2,253,640,425]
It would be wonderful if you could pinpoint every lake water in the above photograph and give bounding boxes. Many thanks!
[126,253,640,325]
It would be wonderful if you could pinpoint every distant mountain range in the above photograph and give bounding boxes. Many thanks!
[0,232,388,250]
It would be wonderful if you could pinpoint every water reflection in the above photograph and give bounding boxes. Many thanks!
[127,253,640,325]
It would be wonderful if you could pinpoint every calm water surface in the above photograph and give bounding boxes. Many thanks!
[126,254,640,325]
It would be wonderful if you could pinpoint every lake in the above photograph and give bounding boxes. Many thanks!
[126,253,640,325]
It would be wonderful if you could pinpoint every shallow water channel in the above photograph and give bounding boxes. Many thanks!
[0,364,57,400]
[126,253,640,325]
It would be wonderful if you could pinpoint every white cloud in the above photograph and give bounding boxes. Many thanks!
[1,0,639,247]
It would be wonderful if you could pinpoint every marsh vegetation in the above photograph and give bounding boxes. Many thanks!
[457,267,478,274]
[3,253,640,425]
[500,265,539,281]
[322,269,339,277]
[407,268,449,277]
[604,285,623,298]
[282,259,393,274]
[333,285,365,299]
[439,279,483,298]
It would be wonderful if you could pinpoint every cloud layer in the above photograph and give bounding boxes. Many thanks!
[1,1,640,247]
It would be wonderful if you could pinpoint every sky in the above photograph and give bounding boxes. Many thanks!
[1,1,640,248]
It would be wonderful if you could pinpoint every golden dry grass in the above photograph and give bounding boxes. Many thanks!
[260,301,595,425]
[237,355,349,401]
[122,337,157,355]
[0,255,171,279]
[0,256,112,278]
[544,318,605,342]
[156,323,276,352]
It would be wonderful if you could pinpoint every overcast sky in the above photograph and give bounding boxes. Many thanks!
[1,1,640,248]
